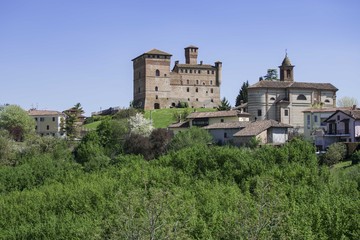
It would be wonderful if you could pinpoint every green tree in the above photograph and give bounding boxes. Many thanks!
[0,105,35,141]
[322,142,347,166]
[168,127,213,151]
[217,97,231,111]
[264,69,278,80]
[235,80,249,106]
[63,103,84,140]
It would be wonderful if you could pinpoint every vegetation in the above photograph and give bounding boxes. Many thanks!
[217,97,231,111]
[235,80,249,106]
[0,135,359,239]
[337,96,358,107]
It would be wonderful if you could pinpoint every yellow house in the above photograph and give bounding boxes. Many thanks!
[28,109,66,137]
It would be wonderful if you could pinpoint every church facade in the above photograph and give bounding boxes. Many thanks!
[247,55,338,133]
[132,46,222,110]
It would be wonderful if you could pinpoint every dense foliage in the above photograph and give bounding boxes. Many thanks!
[0,133,359,239]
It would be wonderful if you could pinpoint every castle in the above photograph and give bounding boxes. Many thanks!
[132,46,222,110]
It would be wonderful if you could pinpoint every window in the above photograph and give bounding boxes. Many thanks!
[35,126,37,130]
[257,109,262,117]
[52,117,55,121]
[210,80,213,85]
[35,117,38,121]
[185,69,188,73]
[307,115,311,126]
[46,125,49,130]
[196,88,198,93]
[207,70,210,74]
[196,98,199,101]
[180,80,183,85]
[211,88,213,93]
[40,117,45,122]
[325,99,330,103]
[187,79,189,84]
[190,70,192,73]
[284,109,288,116]
[224,132,228,138]
[286,69,291,78]
[211,99,214,102]
[155,69,160,76]
[155,86,158,91]
[180,69,183,73]
[187,87,189,92]
[138,87,140,93]
[337,115,340,121]
[156,95,158,99]
[297,94,307,100]
[221,119,224,123]
[198,70,201,74]
[196,80,199,85]
[212,70,214,74]
[270,97,276,101]
[314,115,318,122]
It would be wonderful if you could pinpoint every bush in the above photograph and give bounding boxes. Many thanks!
[322,142,347,166]
[351,150,360,165]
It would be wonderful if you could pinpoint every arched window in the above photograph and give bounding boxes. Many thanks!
[155,69,160,76]
[270,97,276,101]
[196,87,198,93]
[325,99,330,103]
[154,103,160,109]
[286,69,291,78]
[156,95,158,99]
[155,86,158,91]
[297,94,307,100]
[186,87,189,92]
[187,79,189,84]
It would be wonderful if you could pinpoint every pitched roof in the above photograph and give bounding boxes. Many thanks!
[132,48,172,61]
[187,110,250,119]
[339,109,360,120]
[303,107,348,113]
[248,80,337,91]
[28,109,64,116]
[233,120,292,137]
[203,121,250,130]
[168,121,190,128]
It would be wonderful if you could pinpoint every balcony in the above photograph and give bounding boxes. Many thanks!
[324,130,350,136]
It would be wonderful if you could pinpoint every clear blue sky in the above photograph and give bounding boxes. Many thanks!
[1,0,359,115]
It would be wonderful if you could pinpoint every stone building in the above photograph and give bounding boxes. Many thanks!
[132,46,222,110]
[247,54,338,133]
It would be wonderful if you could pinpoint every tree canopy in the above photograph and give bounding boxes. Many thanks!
[217,97,231,111]
[337,96,358,107]
[0,105,35,141]
[235,81,249,106]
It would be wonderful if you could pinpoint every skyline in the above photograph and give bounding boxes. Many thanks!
[1,0,359,115]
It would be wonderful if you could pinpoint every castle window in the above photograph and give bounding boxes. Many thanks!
[207,70,210,74]
[52,117,55,121]
[181,69,183,73]
[185,69,188,73]
[40,117,45,122]
[187,80,189,84]
[212,70,214,74]
[198,70,201,74]
[221,119,224,123]
[190,69,192,73]
[47,125,49,130]
[196,80,199,85]
[210,80,213,85]
[196,98,198,101]
[196,88,198,93]
[203,82,205,85]
[156,95,158,99]
[297,94,307,100]
[211,99,214,102]
[35,117,38,121]
[180,80,183,85]
[188,98,190,101]
[155,69,160,76]
[224,132,227,138]
[155,86,158,91]
[187,87,189,92]
[211,88,213,93]
[257,109,262,117]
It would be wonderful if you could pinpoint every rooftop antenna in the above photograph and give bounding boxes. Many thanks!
[285,49,288,56]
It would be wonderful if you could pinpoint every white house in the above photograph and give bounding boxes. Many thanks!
[28,109,66,137]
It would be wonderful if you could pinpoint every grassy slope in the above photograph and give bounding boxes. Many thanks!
[144,108,216,128]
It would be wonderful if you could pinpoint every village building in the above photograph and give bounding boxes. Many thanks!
[28,109,66,137]
[247,54,338,133]
[132,46,222,110]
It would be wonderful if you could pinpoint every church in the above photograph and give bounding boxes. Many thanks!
[132,46,222,110]
[247,54,338,133]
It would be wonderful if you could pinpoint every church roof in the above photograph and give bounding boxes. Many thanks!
[281,54,292,66]
[248,80,338,91]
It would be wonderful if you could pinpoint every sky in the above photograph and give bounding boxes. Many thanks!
[1,0,359,115]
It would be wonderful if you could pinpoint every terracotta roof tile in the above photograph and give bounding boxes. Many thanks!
[168,121,190,128]
[28,110,64,116]
[203,121,250,130]
[187,110,250,119]
[248,80,337,91]
[233,120,292,137]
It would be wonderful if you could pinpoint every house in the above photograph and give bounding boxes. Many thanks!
[186,110,250,127]
[315,107,360,150]
[233,120,292,146]
[132,46,222,110]
[247,54,338,133]
[168,121,190,135]
[28,109,66,137]
[203,121,250,145]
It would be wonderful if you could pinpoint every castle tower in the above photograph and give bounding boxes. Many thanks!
[132,49,172,110]
[279,54,294,82]
[184,45,198,64]
[215,61,222,86]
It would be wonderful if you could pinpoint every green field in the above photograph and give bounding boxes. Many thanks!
[144,108,216,128]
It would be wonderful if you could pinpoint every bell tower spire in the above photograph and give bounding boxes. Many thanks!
[279,53,295,82]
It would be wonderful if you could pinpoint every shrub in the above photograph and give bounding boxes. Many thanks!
[351,150,360,165]
[322,142,347,166]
